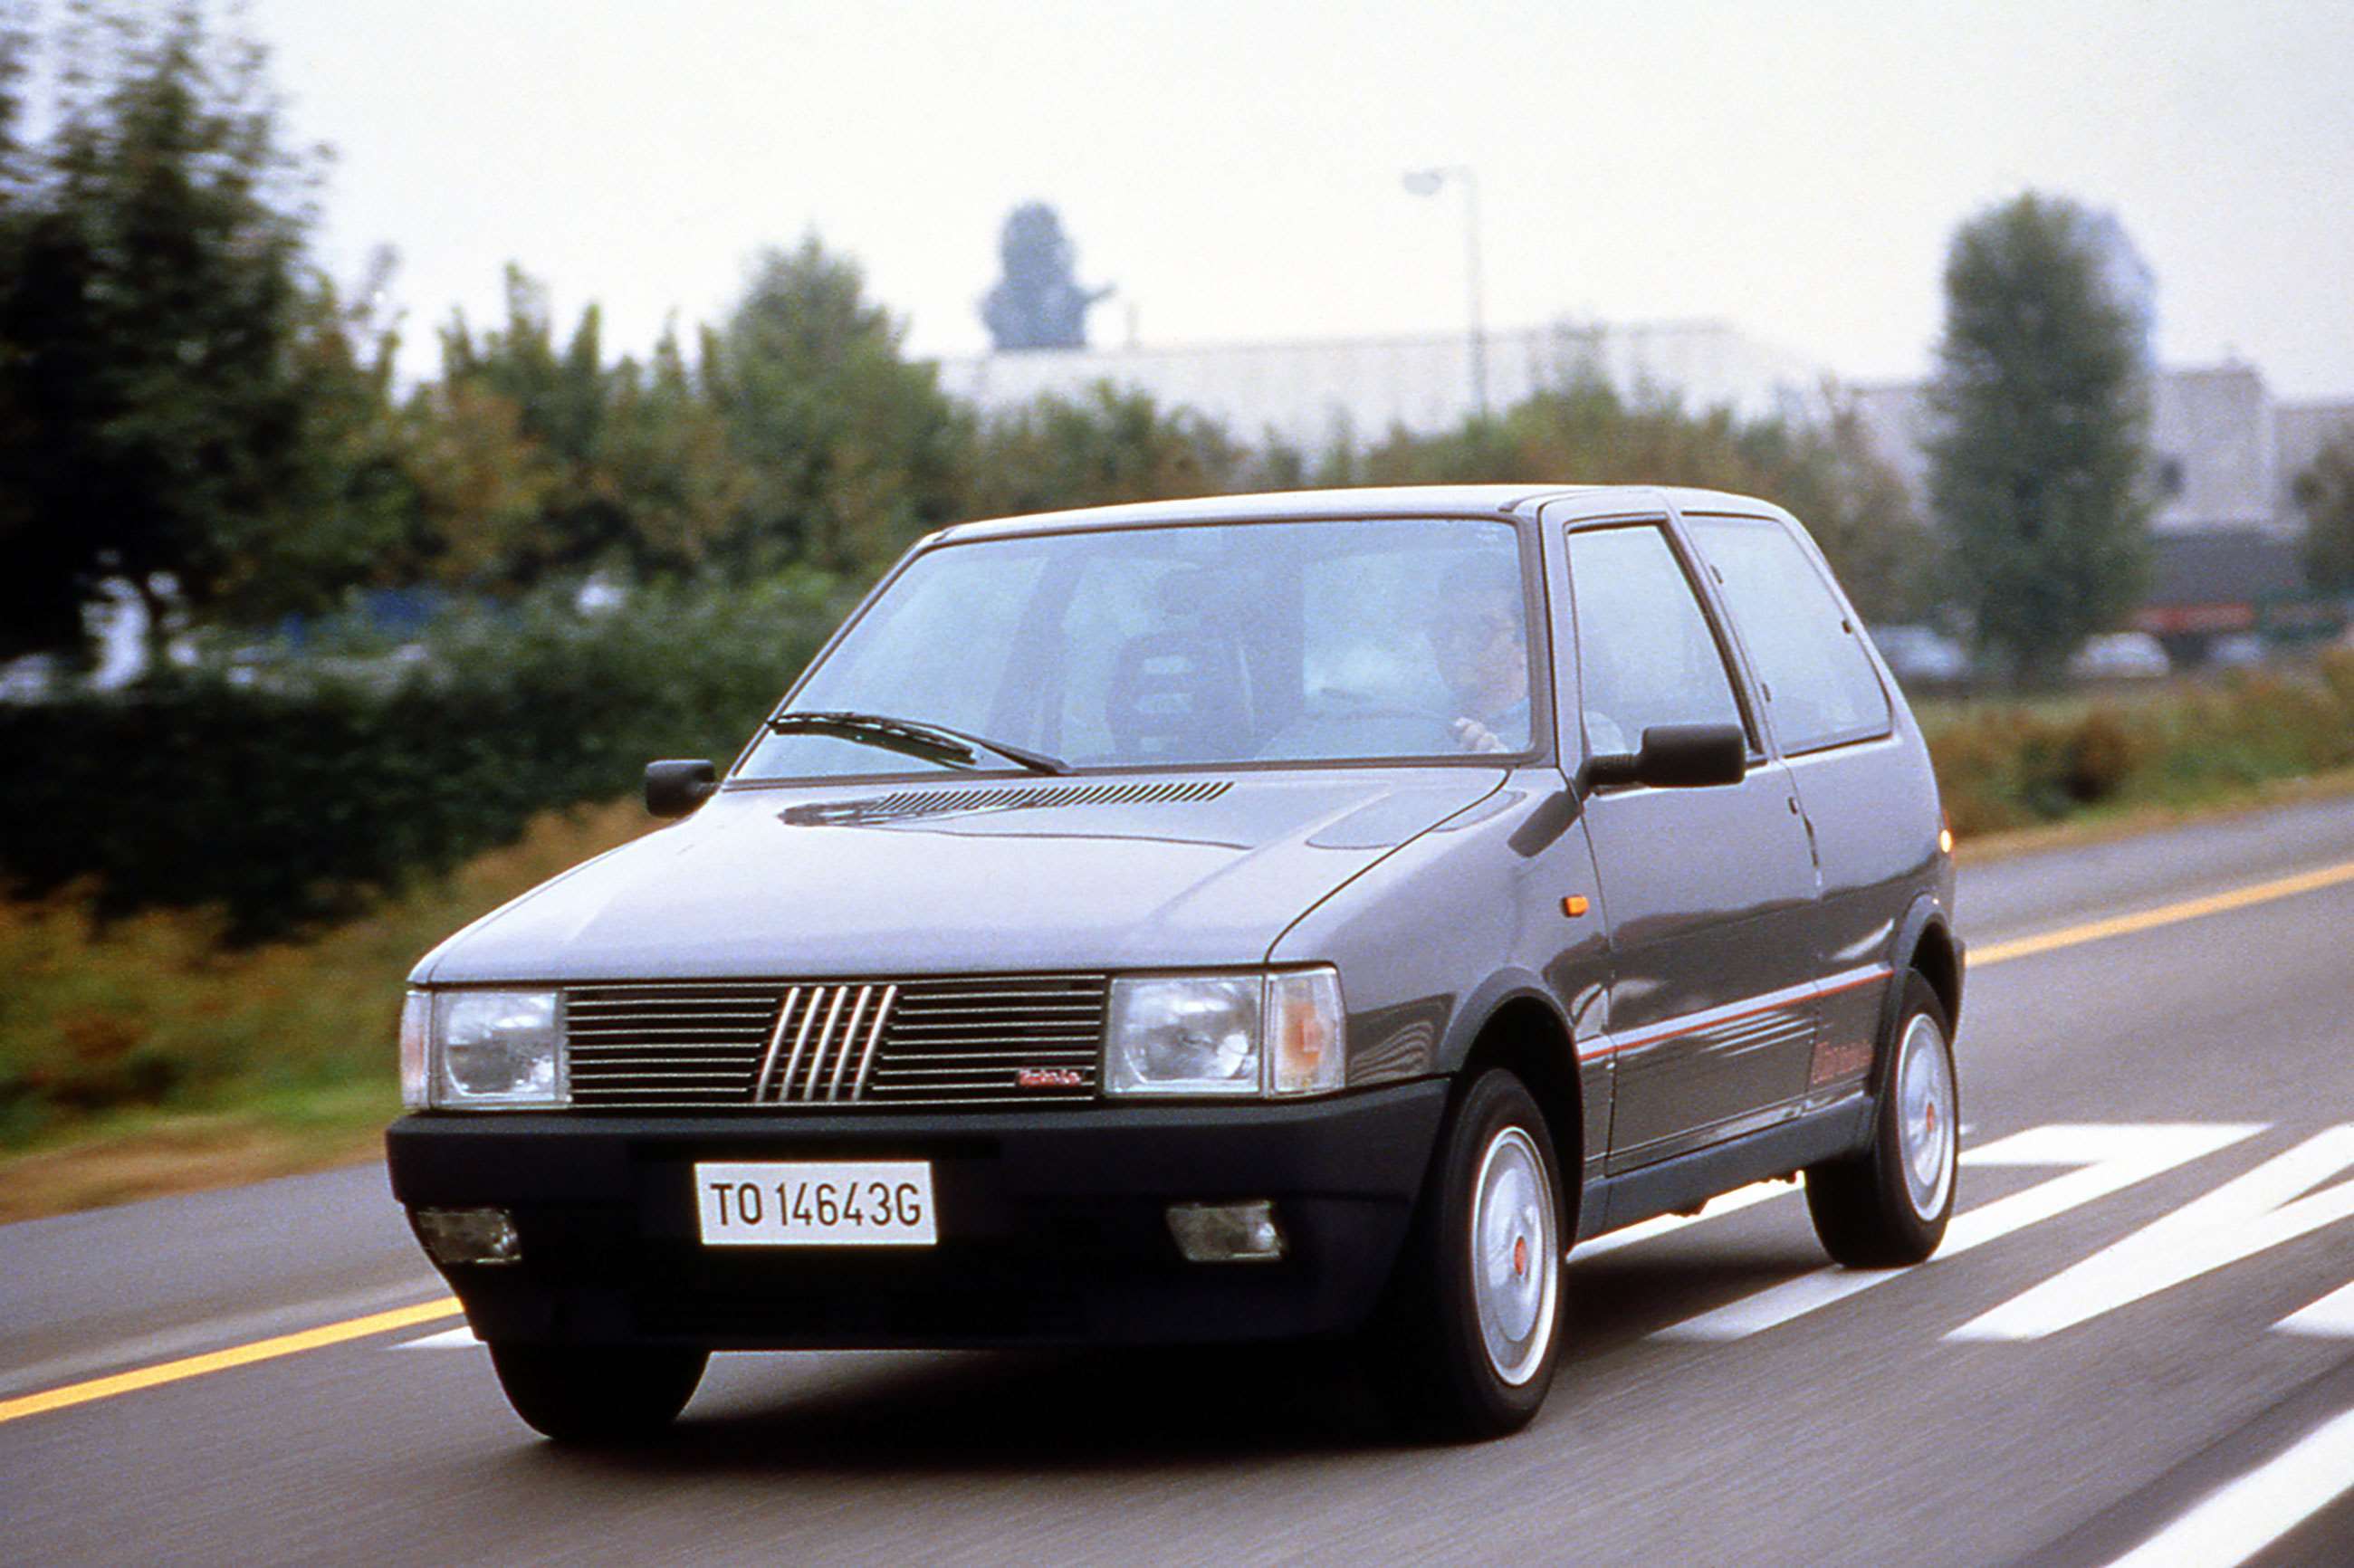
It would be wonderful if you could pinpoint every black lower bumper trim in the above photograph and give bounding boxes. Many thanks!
[386,1081,1451,1349]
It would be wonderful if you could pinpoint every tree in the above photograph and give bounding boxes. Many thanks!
[1926,194,2153,685]
[0,8,42,646]
[600,325,756,578]
[207,260,416,619]
[2295,434,2354,596]
[406,267,762,591]
[0,2,397,664]
[398,377,559,589]
[1737,389,1932,623]
[1349,371,1927,620]
[423,265,626,587]
[980,203,1111,352]
[709,236,962,574]
[962,383,1241,519]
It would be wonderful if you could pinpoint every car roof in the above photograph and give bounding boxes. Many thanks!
[934,483,1787,542]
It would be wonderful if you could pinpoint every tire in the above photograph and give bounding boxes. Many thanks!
[486,1342,708,1445]
[1369,1068,1565,1441]
[1804,970,1959,1267]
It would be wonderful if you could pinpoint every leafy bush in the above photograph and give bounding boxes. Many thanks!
[0,574,841,940]
[0,799,654,1151]
[1926,649,2354,835]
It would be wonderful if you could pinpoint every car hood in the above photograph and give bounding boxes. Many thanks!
[416,767,1507,983]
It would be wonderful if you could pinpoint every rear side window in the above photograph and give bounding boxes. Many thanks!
[1687,516,1891,753]
[1565,525,1746,759]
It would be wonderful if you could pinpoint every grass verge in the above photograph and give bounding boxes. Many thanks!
[0,1085,396,1225]
[1,798,656,1220]
[1951,763,2354,865]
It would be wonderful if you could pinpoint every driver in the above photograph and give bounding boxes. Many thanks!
[1427,559,1531,754]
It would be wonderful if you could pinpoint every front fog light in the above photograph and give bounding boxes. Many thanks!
[1167,1200,1287,1263]
[414,1207,521,1266]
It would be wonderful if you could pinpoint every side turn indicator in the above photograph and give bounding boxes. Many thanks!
[1562,895,1590,918]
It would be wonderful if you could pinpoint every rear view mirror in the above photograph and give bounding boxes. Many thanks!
[645,759,717,818]
[1578,723,1747,792]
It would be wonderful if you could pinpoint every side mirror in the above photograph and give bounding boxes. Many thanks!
[645,759,717,819]
[1578,723,1747,792]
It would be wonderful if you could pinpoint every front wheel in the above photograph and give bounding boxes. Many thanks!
[1370,1069,1565,1440]
[486,1342,708,1445]
[1804,971,1959,1267]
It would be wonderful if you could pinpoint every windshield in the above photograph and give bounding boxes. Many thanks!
[737,517,1538,779]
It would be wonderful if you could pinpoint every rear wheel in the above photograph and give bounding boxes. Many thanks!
[1804,971,1958,1267]
[1370,1069,1565,1440]
[486,1342,707,1445]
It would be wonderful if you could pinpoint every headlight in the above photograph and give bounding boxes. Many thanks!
[1105,970,1345,1098]
[413,990,567,1110]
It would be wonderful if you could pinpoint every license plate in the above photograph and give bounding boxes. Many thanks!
[694,1161,937,1247]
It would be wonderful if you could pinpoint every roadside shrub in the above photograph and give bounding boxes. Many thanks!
[1925,658,2354,836]
[0,798,655,1150]
[2060,705,2150,805]
[0,574,841,941]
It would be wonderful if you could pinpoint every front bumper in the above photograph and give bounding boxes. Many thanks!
[385,1080,1450,1350]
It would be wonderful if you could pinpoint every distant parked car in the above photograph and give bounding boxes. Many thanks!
[2068,632,2171,680]
[2206,633,2269,669]
[388,484,1964,1446]
[1870,625,1971,686]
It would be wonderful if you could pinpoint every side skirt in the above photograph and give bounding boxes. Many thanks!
[1574,1095,1872,1244]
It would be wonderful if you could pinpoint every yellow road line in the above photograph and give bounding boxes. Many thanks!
[1975,857,2354,969]
[0,1296,461,1426]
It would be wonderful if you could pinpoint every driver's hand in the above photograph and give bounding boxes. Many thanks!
[1452,717,1507,754]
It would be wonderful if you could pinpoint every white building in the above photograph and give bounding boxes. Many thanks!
[1851,362,2354,645]
[1849,361,2349,541]
[939,319,1824,449]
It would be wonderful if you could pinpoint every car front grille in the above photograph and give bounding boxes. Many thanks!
[564,973,1107,1110]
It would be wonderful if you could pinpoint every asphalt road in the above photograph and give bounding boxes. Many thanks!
[7,795,2354,1567]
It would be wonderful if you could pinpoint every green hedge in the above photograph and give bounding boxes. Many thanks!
[0,575,842,941]
[11,584,2349,942]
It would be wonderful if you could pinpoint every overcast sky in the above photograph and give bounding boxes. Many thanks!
[244,0,2354,398]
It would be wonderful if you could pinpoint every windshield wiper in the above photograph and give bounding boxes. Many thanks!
[764,711,1071,776]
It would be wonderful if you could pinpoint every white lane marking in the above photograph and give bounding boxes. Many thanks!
[1954,1126,2354,1342]
[1571,1181,1796,1261]
[2278,1279,2354,1339]
[2100,1406,2354,1568]
[1655,1123,2263,1343]
[397,1325,480,1350]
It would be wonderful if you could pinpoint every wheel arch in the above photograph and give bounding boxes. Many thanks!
[1909,921,1962,1028]
[1446,986,1586,1241]
[1885,896,1963,1047]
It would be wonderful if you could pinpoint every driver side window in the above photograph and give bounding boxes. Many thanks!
[1565,525,1746,758]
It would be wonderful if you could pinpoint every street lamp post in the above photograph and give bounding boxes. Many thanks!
[1402,165,1487,419]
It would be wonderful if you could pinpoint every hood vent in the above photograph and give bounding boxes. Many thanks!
[782,778,1232,827]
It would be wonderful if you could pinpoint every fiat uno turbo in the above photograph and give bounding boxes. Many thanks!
[388,484,1964,1443]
